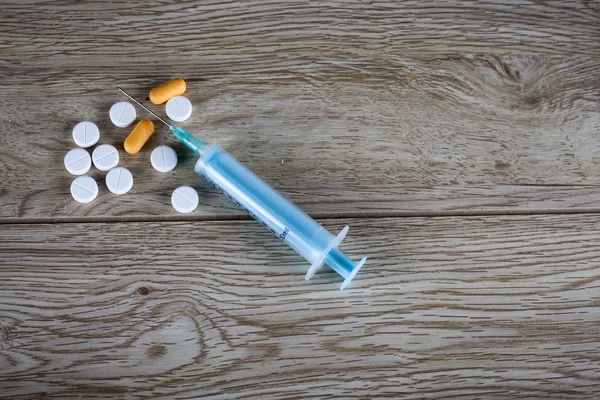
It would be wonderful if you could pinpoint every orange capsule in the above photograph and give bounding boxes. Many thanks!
[149,78,186,105]
[124,120,154,154]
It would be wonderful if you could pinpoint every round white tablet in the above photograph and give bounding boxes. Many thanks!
[72,121,100,148]
[92,144,119,171]
[64,148,91,175]
[105,167,133,195]
[70,176,98,203]
[165,96,192,122]
[109,101,137,128]
[171,186,199,214]
[150,145,178,173]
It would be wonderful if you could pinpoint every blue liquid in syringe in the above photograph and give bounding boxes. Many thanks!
[194,144,366,290]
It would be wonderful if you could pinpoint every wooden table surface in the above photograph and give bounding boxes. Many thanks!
[1,1,599,399]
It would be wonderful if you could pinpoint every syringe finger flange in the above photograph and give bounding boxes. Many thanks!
[305,226,349,281]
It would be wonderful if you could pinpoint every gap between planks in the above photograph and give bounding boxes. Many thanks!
[2,208,600,225]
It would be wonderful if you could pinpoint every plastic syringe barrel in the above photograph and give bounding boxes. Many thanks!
[194,145,366,289]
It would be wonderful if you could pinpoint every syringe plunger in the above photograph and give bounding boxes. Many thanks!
[194,144,366,289]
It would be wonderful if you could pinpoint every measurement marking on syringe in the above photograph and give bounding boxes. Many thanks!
[203,175,287,240]
[279,228,289,241]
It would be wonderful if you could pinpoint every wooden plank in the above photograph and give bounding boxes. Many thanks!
[1,215,598,398]
[1,0,598,62]
[1,55,599,220]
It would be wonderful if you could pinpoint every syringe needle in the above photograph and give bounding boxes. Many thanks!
[116,85,206,154]
[115,86,171,128]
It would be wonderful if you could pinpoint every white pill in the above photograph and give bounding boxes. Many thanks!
[150,145,178,173]
[92,144,119,171]
[171,186,199,214]
[72,121,100,148]
[64,148,91,175]
[165,96,192,122]
[109,101,137,128]
[70,176,98,204]
[106,167,133,195]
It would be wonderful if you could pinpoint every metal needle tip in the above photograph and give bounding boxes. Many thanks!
[115,86,171,127]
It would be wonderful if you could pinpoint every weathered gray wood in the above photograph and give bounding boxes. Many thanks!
[1,215,599,399]
[1,2,599,398]
[1,0,599,220]
[0,55,599,219]
[1,0,598,61]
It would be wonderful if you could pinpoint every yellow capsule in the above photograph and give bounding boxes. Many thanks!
[149,78,186,105]
[124,120,154,154]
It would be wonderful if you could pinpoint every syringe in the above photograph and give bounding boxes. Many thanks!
[117,87,367,289]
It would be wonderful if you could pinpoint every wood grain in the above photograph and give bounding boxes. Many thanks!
[1,215,599,399]
[1,2,599,398]
[1,54,599,219]
[0,0,599,220]
[1,0,598,62]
